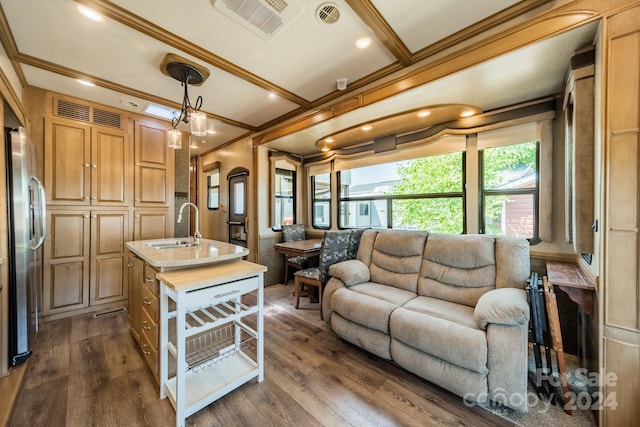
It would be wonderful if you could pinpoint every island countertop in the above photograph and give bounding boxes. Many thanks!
[125,238,249,268]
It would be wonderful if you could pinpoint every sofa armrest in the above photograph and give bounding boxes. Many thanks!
[328,259,370,286]
[474,288,529,330]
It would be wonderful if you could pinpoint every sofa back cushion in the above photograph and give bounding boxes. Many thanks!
[495,236,531,289]
[418,234,497,307]
[367,230,428,293]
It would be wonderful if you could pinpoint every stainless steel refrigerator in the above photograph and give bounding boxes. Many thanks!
[5,127,46,367]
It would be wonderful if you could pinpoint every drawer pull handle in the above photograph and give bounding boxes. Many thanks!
[145,278,154,282]
[141,344,151,355]
[215,289,239,298]
[142,298,152,305]
[142,321,151,330]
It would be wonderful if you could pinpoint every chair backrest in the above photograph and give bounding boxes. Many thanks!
[318,230,352,282]
[281,224,305,242]
[347,228,366,260]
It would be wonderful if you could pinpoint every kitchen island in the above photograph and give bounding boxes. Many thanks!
[124,238,252,383]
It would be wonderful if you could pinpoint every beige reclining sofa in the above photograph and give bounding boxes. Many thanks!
[323,229,531,412]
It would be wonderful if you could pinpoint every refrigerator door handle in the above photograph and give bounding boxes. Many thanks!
[29,176,46,250]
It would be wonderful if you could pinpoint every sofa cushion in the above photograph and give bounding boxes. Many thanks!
[418,233,496,307]
[332,313,392,360]
[331,285,412,333]
[495,237,530,288]
[329,259,370,286]
[348,283,417,306]
[402,296,477,330]
[370,230,427,293]
[390,307,488,375]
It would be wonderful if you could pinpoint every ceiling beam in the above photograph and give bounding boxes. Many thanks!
[16,53,257,131]
[344,0,412,66]
[74,0,312,109]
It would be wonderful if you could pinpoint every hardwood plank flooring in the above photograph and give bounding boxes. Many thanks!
[9,284,513,427]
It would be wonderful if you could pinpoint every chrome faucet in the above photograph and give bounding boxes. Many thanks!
[177,202,201,244]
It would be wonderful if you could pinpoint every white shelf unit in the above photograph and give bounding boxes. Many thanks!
[158,261,266,427]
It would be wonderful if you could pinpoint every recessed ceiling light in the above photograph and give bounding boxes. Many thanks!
[361,125,372,131]
[268,92,277,99]
[324,137,334,143]
[207,129,217,135]
[417,110,430,118]
[76,79,95,87]
[460,110,475,118]
[320,146,330,152]
[77,5,103,22]
[356,37,372,49]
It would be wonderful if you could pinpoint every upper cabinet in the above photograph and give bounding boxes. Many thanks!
[45,117,129,206]
[134,119,174,208]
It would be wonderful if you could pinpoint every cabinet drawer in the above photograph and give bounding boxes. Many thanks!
[181,275,260,308]
[140,332,158,378]
[140,306,158,348]
[144,264,160,295]
[141,284,159,323]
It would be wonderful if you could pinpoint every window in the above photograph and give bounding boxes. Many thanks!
[311,173,331,229]
[338,152,465,233]
[274,168,296,228]
[480,141,539,241]
[207,171,219,210]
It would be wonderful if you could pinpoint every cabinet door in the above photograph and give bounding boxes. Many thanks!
[127,252,144,342]
[91,127,129,206]
[134,120,173,207]
[43,210,90,315]
[45,119,91,206]
[90,210,129,306]
[134,209,171,240]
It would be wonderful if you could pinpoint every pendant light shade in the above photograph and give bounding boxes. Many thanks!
[167,128,182,149]
[190,110,207,137]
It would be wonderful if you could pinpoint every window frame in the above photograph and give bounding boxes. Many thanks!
[272,167,296,230]
[478,141,540,243]
[311,173,331,229]
[336,152,466,232]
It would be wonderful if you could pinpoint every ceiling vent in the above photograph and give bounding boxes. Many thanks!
[212,0,303,40]
[316,3,340,24]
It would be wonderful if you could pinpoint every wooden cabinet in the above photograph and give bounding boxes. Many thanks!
[89,210,129,306]
[127,252,144,342]
[45,118,129,207]
[43,210,90,314]
[134,120,173,207]
[43,208,130,317]
[134,209,171,241]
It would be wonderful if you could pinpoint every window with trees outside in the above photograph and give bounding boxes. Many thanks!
[338,152,465,233]
[311,173,331,229]
[480,141,539,242]
[273,168,295,229]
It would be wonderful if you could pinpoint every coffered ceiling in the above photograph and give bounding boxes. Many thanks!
[0,0,599,155]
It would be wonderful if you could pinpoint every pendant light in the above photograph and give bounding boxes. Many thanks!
[164,60,208,149]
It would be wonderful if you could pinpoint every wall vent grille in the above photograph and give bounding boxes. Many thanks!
[93,108,122,128]
[56,99,90,122]
[54,98,123,129]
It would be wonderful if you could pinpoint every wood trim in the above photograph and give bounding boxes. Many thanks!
[73,0,311,108]
[17,53,256,131]
[254,8,601,146]
[344,0,411,66]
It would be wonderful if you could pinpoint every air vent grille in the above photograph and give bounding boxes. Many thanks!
[54,98,123,129]
[57,99,90,122]
[93,108,122,128]
[316,3,340,24]
[212,0,303,40]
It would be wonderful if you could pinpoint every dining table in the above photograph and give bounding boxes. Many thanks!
[272,238,323,258]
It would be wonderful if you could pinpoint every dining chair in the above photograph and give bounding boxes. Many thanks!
[281,224,311,284]
[293,229,352,320]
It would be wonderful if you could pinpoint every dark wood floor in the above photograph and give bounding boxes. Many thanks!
[10,284,513,427]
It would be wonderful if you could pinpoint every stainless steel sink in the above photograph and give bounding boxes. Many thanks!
[146,240,197,249]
